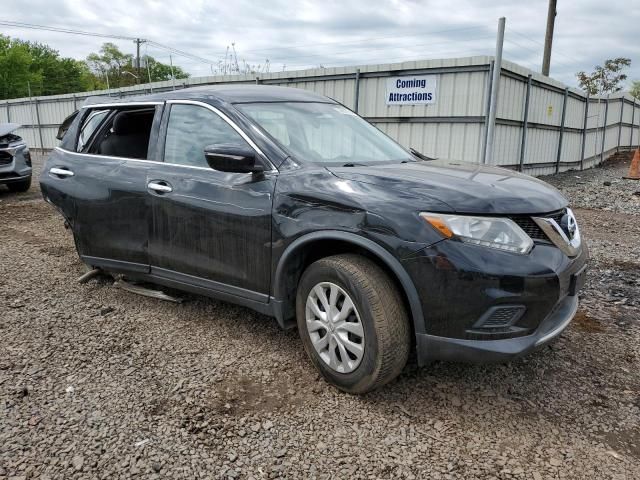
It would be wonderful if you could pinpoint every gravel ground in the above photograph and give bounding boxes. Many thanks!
[1,154,639,479]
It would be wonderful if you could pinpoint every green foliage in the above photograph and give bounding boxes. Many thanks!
[0,35,41,99]
[27,41,93,96]
[143,56,189,82]
[631,80,640,100]
[86,42,136,88]
[576,58,631,95]
[0,36,190,100]
[85,43,189,89]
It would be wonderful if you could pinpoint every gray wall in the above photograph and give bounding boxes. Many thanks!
[1,56,638,175]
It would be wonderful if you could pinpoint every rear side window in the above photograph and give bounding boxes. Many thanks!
[77,110,109,151]
[163,104,249,168]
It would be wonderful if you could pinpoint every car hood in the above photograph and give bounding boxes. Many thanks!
[0,123,21,138]
[327,159,568,215]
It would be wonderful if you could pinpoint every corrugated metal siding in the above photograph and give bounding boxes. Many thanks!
[562,131,582,163]
[524,128,560,165]
[586,100,606,130]
[374,121,483,162]
[2,55,638,176]
[492,124,521,166]
[564,96,586,130]
[497,75,526,121]
[527,86,565,127]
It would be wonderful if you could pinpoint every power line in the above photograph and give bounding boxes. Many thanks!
[0,19,494,73]
[0,20,138,41]
[508,29,580,65]
[0,19,222,68]
[5,18,573,80]
[146,41,220,66]
[504,38,580,74]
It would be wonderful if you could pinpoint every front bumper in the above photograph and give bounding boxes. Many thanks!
[0,152,32,185]
[416,293,578,363]
[0,172,32,185]
[403,238,588,364]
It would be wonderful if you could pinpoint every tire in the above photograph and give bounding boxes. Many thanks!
[7,176,32,193]
[296,254,410,394]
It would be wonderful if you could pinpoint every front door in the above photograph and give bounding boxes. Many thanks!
[148,101,275,298]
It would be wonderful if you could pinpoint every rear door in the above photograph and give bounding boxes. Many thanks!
[62,103,162,273]
[41,109,112,233]
[148,100,276,298]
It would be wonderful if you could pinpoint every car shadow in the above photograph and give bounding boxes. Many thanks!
[0,185,41,202]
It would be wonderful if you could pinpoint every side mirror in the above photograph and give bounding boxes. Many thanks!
[204,144,263,173]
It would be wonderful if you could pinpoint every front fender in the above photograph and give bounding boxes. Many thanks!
[271,230,426,335]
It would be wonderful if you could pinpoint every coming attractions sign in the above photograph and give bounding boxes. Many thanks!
[386,75,437,105]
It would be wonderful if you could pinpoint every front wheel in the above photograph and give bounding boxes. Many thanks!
[296,254,410,394]
[7,176,32,193]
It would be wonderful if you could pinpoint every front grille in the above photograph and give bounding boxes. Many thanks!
[0,151,13,166]
[510,209,566,242]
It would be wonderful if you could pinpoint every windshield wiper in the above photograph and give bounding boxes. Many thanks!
[341,162,368,167]
[410,148,438,161]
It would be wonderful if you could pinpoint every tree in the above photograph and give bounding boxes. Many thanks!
[0,35,99,99]
[631,80,640,100]
[0,35,41,99]
[86,43,189,88]
[23,40,91,96]
[86,42,137,89]
[0,36,191,99]
[576,58,631,95]
[141,55,189,83]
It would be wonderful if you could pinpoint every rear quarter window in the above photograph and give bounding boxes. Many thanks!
[77,110,110,152]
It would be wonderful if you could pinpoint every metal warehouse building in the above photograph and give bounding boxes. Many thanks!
[1,56,639,176]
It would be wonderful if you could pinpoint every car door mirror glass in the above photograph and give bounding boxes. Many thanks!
[204,144,263,173]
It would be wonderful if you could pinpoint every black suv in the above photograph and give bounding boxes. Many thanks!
[41,85,588,393]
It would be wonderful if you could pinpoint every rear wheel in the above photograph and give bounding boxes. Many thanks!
[7,176,32,193]
[296,254,410,394]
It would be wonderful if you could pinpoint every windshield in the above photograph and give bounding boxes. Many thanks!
[237,102,413,165]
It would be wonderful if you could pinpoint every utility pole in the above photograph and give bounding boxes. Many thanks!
[170,54,176,90]
[484,17,505,165]
[542,0,557,76]
[135,38,146,84]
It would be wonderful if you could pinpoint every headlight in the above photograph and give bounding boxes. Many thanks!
[2,143,26,157]
[420,212,533,254]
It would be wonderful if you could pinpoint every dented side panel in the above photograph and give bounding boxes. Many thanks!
[270,166,453,285]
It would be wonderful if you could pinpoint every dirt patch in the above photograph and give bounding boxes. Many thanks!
[572,310,606,333]
[604,429,640,461]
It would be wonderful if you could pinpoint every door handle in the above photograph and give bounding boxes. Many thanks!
[50,167,74,177]
[147,181,173,193]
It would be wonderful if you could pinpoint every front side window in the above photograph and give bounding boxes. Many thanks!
[163,104,249,168]
[237,102,413,166]
[77,109,109,151]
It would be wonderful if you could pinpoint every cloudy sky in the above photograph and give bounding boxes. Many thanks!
[3,0,639,88]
